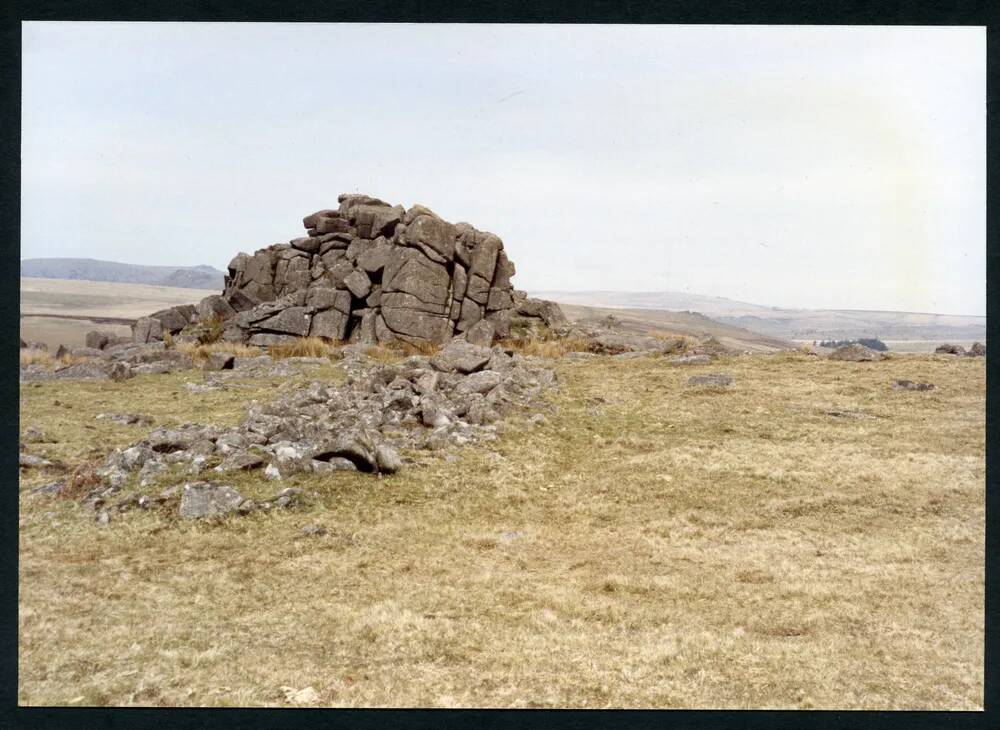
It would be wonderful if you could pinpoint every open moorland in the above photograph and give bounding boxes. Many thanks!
[18,347,984,709]
[20,278,208,349]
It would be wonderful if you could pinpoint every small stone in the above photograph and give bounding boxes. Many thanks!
[687,373,734,387]
[891,379,935,391]
[669,355,711,365]
[298,524,328,538]
[19,453,52,469]
[30,481,65,496]
[375,444,403,474]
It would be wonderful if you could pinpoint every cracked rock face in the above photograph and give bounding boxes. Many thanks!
[137,194,525,349]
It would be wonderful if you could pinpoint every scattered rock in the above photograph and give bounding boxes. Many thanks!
[96,413,154,426]
[20,360,134,383]
[825,410,871,419]
[375,443,403,474]
[967,342,985,357]
[298,524,328,538]
[934,343,965,355]
[669,354,712,366]
[431,340,492,374]
[828,344,883,362]
[19,453,53,469]
[215,451,266,473]
[55,344,105,360]
[892,380,935,391]
[30,481,65,496]
[687,373,734,387]
[179,482,248,519]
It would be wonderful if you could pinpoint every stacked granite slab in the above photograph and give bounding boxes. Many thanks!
[134,194,520,348]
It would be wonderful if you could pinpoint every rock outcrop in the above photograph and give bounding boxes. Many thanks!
[78,341,559,510]
[136,194,535,349]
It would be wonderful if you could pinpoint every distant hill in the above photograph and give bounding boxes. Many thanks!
[529,290,986,343]
[21,258,224,290]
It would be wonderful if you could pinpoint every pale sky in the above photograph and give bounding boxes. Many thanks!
[21,23,986,315]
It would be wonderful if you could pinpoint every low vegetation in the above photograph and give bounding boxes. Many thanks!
[19,348,89,369]
[171,340,262,363]
[266,337,346,361]
[497,334,592,359]
[18,351,984,708]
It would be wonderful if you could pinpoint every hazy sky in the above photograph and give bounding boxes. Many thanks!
[21,23,985,315]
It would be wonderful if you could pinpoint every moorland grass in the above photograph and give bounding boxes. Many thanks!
[17,351,984,708]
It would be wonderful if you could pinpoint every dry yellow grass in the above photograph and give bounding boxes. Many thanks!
[267,337,346,360]
[17,352,984,708]
[497,335,592,358]
[171,340,263,363]
[19,349,91,369]
[365,340,441,363]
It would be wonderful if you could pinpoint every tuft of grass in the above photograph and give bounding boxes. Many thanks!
[268,337,345,360]
[365,339,441,363]
[19,349,91,369]
[173,341,264,364]
[20,349,54,367]
[498,335,592,358]
[648,332,695,353]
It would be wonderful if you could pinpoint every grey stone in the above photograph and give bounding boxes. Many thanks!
[670,355,712,365]
[179,482,247,519]
[85,330,115,350]
[431,340,492,374]
[892,379,935,391]
[96,413,153,426]
[51,360,133,382]
[132,317,164,344]
[455,369,502,396]
[310,309,350,340]
[462,319,496,347]
[19,453,52,469]
[375,444,403,474]
[196,295,237,321]
[687,373,734,387]
[343,268,372,299]
[829,344,883,362]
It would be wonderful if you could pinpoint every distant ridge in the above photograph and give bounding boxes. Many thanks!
[21,258,224,290]
[529,290,986,342]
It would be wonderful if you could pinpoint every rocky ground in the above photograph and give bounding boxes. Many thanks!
[17,331,985,709]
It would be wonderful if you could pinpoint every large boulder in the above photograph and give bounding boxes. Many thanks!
[514,296,569,330]
[132,317,164,344]
[140,194,520,349]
